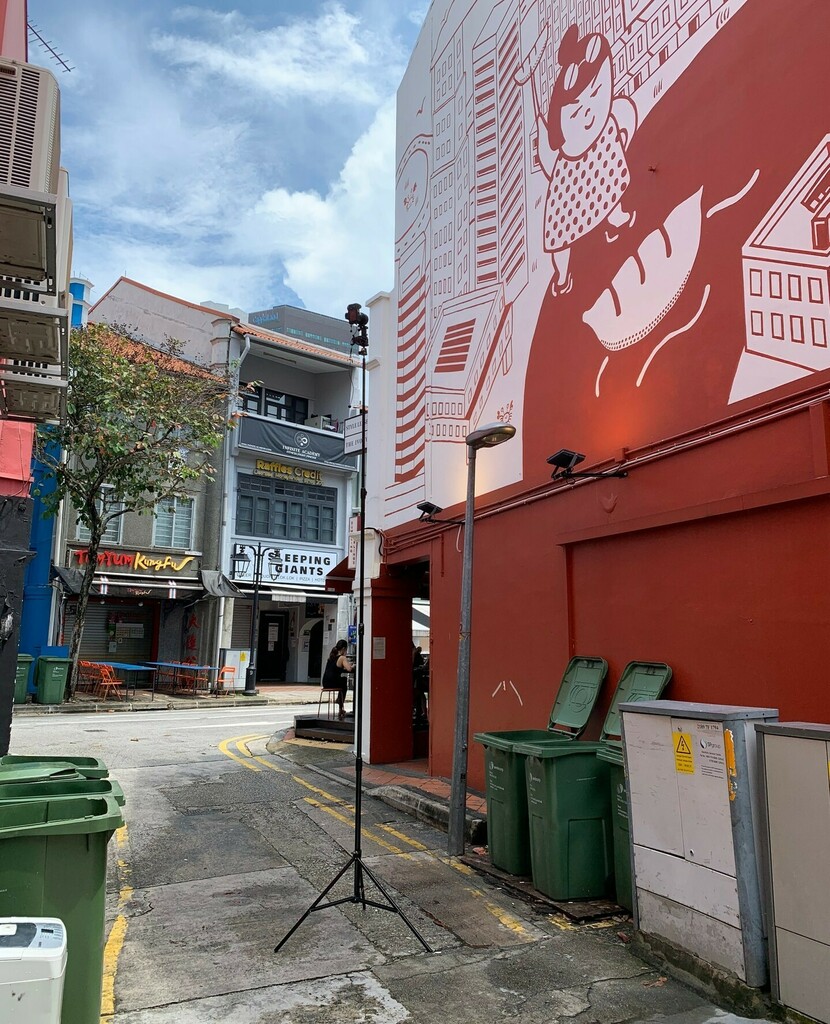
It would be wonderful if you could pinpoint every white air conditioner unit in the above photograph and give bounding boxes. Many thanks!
[0,297,67,364]
[0,59,60,194]
[0,362,66,422]
[305,415,331,430]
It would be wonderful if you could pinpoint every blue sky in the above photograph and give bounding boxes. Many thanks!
[27,1,428,317]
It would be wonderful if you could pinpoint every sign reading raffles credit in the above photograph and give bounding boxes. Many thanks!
[231,544,339,588]
[254,459,323,484]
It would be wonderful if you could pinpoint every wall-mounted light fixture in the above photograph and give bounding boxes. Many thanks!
[416,501,464,525]
[547,448,628,482]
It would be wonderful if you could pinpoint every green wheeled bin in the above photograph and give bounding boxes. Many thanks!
[35,656,71,705]
[516,738,611,899]
[14,653,34,704]
[473,656,608,876]
[596,660,672,910]
[0,753,110,779]
[0,760,125,806]
[0,793,123,1024]
[515,660,672,901]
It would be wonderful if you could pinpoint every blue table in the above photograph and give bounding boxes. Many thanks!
[93,662,157,699]
[144,662,218,697]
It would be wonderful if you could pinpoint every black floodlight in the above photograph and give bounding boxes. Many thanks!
[416,500,463,525]
[547,448,628,481]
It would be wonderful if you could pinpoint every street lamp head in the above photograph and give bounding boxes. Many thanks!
[466,421,516,451]
[231,543,251,577]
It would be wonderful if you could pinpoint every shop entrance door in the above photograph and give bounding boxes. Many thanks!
[257,611,289,682]
[307,620,323,679]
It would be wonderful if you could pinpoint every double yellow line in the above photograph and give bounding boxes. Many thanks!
[218,734,534,940]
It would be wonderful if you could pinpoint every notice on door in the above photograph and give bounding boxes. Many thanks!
[673,730,695,774]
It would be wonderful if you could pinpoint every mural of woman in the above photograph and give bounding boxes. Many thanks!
[536,26,638,297]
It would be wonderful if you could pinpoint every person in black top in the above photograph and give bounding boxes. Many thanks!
[323,640,353,720]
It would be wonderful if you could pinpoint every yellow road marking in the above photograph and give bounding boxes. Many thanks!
[216,735,533,938]
[218,735,262,771]
[100,825,133,1020]
[303,796,405,855]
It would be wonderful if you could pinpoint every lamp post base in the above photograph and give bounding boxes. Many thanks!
[242,667,258,697]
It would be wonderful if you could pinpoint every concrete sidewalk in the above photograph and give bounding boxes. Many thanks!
[266,729,782,1024]
[13,682,322,715]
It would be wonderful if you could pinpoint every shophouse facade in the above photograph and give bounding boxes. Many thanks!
[356,0,830,781]
[87,278,358,685]
[0,0,72,750]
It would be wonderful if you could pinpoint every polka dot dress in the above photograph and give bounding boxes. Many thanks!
[544,119,630,253]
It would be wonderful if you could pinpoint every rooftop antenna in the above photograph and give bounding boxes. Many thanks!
[27,22,75,73]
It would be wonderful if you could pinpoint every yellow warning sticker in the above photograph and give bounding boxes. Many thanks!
[673,730,695,774]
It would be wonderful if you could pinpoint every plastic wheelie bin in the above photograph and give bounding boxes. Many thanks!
[0,754,110,779]
[0,794,124,1024]
[596,660,672,910]
[14,654,34,704]
[473,656,608,876]
[35,658,71,705]
[0,761,125,807]
[516,660,672,902]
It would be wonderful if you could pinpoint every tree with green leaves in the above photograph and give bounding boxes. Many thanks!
[35,322,238,697]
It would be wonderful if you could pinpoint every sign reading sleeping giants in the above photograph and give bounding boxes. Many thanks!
[254,459,322,484]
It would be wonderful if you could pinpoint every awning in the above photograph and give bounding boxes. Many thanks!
[201,570,243,597]
[51,565,85,595]
[325,556,354,595]
[95,574,203,598]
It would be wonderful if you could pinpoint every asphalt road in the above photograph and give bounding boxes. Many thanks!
[8,708,771,1023]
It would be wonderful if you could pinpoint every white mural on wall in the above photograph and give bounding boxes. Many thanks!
[386,0,751,524]
[730,136,830,404]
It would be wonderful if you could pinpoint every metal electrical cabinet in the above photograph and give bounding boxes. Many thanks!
[756,722,830,1023]
[621,701,777,987]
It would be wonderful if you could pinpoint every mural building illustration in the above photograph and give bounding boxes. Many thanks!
[388,0,828,522]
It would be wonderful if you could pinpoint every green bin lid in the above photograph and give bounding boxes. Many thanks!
[596,739,624,765]
[0,777,125,806]
[0,763,86,785]
[0,755,109,779]
[601,661,672,741]
[547,656,609,737]
[16,654,34,663]
[0,794,123,837]
[513,739,605,758]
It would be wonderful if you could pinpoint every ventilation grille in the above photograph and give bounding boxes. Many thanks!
[0,60,60,192]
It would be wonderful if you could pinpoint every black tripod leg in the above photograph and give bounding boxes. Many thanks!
[357,858,432,952]
[274,853,357,952]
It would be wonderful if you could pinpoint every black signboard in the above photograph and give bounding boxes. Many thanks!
[238,417,356,469]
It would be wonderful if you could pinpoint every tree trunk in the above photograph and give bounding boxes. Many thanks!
[66,531,103,700]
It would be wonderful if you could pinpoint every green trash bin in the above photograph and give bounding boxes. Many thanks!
[514,660,673,901]
[0,754,110,779]
[515,738,611,899]
[35,656,71,704]
[0,793,123,1024]
[596,660,673,910]
[0,761,125,806]
[14,653,34,704]
[474,656,608,876]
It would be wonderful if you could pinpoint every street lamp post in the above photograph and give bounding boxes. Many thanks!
[232,542,282,696]
[447,421,517,857]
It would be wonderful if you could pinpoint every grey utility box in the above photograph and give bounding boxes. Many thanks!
[620,701,778,987]
[756,722,830,1023]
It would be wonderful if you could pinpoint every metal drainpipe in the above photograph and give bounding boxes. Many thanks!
[213,328,250,668]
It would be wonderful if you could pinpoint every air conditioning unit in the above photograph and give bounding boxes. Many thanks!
[305,415,332,430]
[0,362,66,422]
[0,297,67,363]
[0,58,60,194]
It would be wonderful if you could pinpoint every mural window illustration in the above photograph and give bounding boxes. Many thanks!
[76,486,124,545]
[152,496,194,550]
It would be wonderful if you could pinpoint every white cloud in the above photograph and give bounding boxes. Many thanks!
[249,96,397,314]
